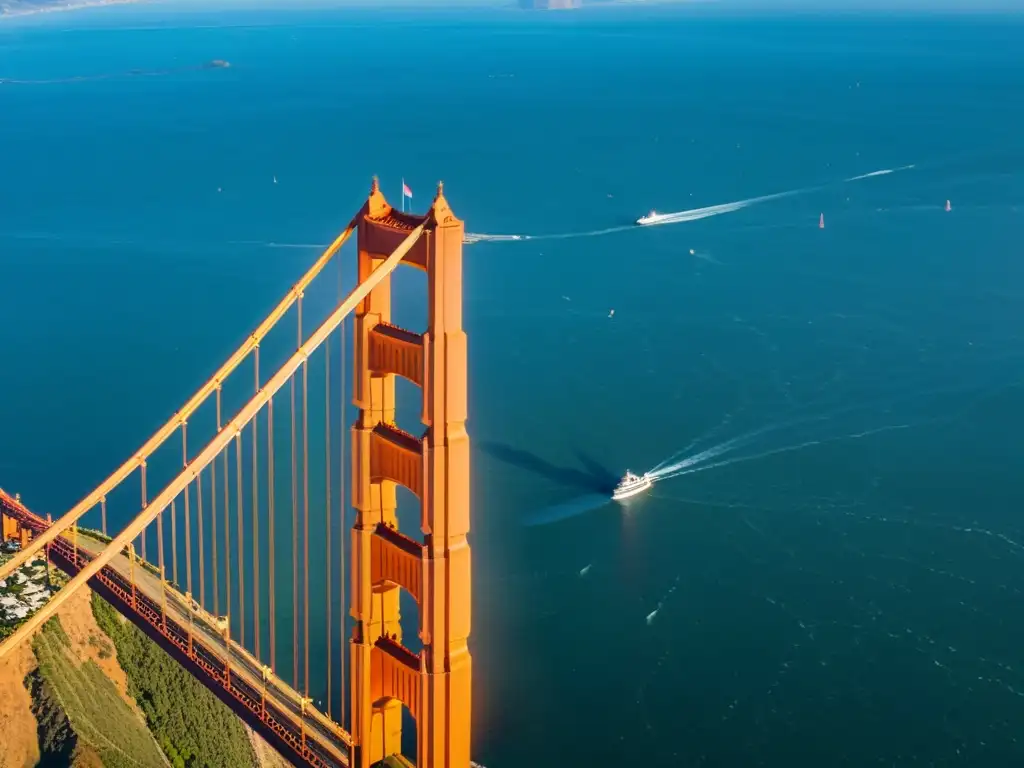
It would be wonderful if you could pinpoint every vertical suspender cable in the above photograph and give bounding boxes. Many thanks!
[197,469,205,608]
[140,463,148,562]
[268,396,277,670]
[157,494,165,617]
[236,431,245,649]
[224,444,232,636]
[325,330,332,717]
[340,311,347,729]
[212,387,221,617]
[171,499,178,587]
[184,482,193,599]
[183,422,192,602]
[224,434,231,632]
[303,350,310,696]
[292,298,301,689]
[253,347,261,659]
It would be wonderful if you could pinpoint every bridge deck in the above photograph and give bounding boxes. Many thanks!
[0,490,351,768]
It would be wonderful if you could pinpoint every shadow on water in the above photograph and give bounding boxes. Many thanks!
[573,450,620,491]
[478,441,621,528]
[479,441,619,494]
[523,493,613,528]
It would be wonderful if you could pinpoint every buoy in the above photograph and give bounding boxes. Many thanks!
[819,213,825,229]
[945,199,951,212]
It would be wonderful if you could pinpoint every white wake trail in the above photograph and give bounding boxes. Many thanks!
[467,191,796,245]
[464,233,527,244]
[647,410,843,479]
[649,412,739,472]
[844,164,915,182]
[648,431,760,480]
[466,163,915,244]
[229,240,327,249]
[656,423,911,483]
[641,190,800,227]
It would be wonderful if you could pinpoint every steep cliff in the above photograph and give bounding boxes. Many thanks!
[0,586,273,768]
[30,614,167,767]
[0,585,164,768]
[0,640,38,768]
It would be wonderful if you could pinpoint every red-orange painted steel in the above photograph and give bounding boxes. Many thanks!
[0,489,348,768]
[0,182,474,768]
[350,180,473,768]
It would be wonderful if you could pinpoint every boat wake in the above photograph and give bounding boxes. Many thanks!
[228,240,326,249]
[649,423,911,485]
[632,190,798,228]
[844,164,915,182]
[463,193,783,245]
[465,164,915,244]
[463,233,527,244]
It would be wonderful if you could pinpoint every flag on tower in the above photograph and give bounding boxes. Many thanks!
[403,181,413,199]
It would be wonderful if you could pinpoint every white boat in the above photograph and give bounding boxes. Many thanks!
[612,470,653,501]
[636,210,667,226]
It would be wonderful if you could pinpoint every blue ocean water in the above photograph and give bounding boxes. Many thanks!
[3,4,1024,765]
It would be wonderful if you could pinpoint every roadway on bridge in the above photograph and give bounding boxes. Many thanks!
[72,531,350,766]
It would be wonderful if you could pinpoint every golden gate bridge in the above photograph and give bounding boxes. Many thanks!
[0,177,473,768]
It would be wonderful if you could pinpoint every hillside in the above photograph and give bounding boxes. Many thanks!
[30,615,168,767]
[91,596,258,768]
[0,580,282,768]
[0,639,38,768]
[0,585,160,768]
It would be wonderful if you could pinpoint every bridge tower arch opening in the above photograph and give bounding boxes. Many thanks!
[350,178,472,768]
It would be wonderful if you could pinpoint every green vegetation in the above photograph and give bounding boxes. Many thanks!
[30,616,167,768]
[91,594,256,768]
[374,756,416,768]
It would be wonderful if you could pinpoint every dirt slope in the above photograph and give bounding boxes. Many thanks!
[0,584,148,768]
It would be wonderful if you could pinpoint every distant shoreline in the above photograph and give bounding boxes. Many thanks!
[0,0,140,20]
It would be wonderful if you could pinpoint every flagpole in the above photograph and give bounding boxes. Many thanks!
[401,177,405,213]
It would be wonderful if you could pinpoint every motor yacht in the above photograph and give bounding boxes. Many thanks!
[612,470,653,501]
[636,210,667,226]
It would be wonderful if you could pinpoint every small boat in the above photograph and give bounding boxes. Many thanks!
[636,210,667,226]
[612,470,653,501]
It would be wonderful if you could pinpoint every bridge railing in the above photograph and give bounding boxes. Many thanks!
[0,486,349,767]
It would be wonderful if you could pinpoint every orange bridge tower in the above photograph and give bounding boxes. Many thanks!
[350,178,472,768]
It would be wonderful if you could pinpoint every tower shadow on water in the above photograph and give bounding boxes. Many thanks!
[479,441,618,494]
